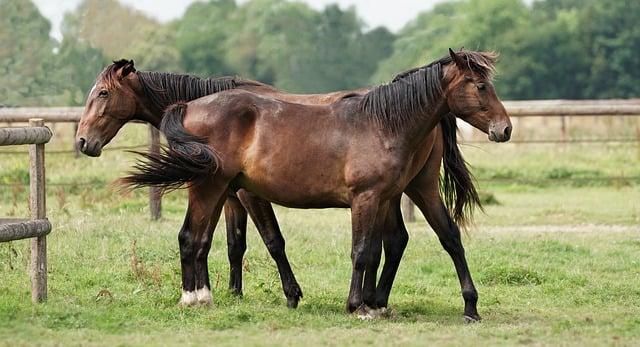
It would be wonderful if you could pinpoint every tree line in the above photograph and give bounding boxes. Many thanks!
[1,0,638,107]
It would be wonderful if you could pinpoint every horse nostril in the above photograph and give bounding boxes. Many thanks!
[77,138,86,152]
[504,126,512,138]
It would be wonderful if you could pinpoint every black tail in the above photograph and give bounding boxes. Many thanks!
[120,102,219,191]
[439,113,483,228]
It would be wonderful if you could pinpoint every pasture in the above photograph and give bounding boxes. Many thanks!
[1,123,639,346]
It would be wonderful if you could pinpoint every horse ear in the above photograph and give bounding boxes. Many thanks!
[117,59,136,79]
[448,48,464,69]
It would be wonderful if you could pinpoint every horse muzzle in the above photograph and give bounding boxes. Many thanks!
[488,123,512,143]
[76,137,103,157]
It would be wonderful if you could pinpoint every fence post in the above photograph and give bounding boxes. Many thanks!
[29,118,47,302]
[402,194,415,222]
[149,125,162,220]
[560,115,567,142]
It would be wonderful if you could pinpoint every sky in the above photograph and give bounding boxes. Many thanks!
[33,0,447,41]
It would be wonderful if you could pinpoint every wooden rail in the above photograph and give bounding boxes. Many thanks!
[0,119,52,302]
[1,99,639,122]
[0,107,161,220]
[1,100,639,223]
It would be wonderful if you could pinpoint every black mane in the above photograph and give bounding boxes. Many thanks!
[99,62,271,113]
[136,71,241,113]
[361,50,497,132]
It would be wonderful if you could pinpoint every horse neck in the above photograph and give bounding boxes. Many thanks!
[132,98,162,128]
[400,98,450,148]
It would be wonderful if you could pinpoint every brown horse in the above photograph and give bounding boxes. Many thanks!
[76,62,368,308]
[120,49,511,318]
[76,58,488,315]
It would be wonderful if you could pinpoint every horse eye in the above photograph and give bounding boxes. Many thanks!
[477,83,486,91]
[98,90,109,98]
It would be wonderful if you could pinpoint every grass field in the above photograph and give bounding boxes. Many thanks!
[0,123,639,346]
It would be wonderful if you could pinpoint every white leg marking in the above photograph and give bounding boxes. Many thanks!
[196,286,213,306]
[179,290,197,307]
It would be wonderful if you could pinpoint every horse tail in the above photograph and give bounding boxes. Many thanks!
[439,113,483,228]
[120,102,220,191]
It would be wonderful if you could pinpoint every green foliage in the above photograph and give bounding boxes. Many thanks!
[172,0,238,77]
[0,0,56,106]
[61,0,160,59]
[4,0,640,105]
[54,37,109,105]
[217,0,394,92]
[374,0,640,100]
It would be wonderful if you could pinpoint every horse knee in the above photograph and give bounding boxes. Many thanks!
[178,228,194,260]
[352,252,368,272]
[264,236,286,258]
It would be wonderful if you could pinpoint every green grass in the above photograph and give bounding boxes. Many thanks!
[0,123,639,346]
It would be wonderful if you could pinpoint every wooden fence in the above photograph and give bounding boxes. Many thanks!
[1,99,639,222]
[0,119,52,302]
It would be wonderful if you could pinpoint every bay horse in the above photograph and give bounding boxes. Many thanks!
[117,49,511,318]
[76,58,490,316]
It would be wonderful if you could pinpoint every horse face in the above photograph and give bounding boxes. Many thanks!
[445,49,512,143]
[76,60,137,157]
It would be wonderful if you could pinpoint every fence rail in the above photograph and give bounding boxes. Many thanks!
[1,100,639,223]
[0,119,51,303]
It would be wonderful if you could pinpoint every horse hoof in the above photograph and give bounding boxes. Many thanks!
[285,283,303,309]
[463,314,482,323]
[287,297,299,309]
[353,305,383,320]
[229,288,243,297]
[196,287,213,306]
[178,290,197,307]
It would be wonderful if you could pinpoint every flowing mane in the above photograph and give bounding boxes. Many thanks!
[100,60,273,113]
[361,50,497,132]
[136,72,241,113]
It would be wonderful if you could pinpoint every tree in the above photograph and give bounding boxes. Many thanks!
[172,0,238,77]
[372,2,462,83]
[53,37,108,105]
[0,0,57,106]
[61,0,160,59]
[225,0,394,92]
[578,1,640,98]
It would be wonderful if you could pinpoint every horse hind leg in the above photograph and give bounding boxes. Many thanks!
[238,190,303,308]
[406,182,481,322]
[224,193,248,296]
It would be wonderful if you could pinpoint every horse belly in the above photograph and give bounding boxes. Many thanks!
[239,142,349,208]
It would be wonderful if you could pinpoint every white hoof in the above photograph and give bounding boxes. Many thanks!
[355,305,375,320]
[196,286,213,306]
[179,290,197,307]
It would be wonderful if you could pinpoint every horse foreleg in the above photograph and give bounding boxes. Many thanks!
[362,202,389,309]
[237,190,303,308]
[179,177,230,307]
[224,192,248,296]
[347,192,381,315]
[374,195,409,309]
